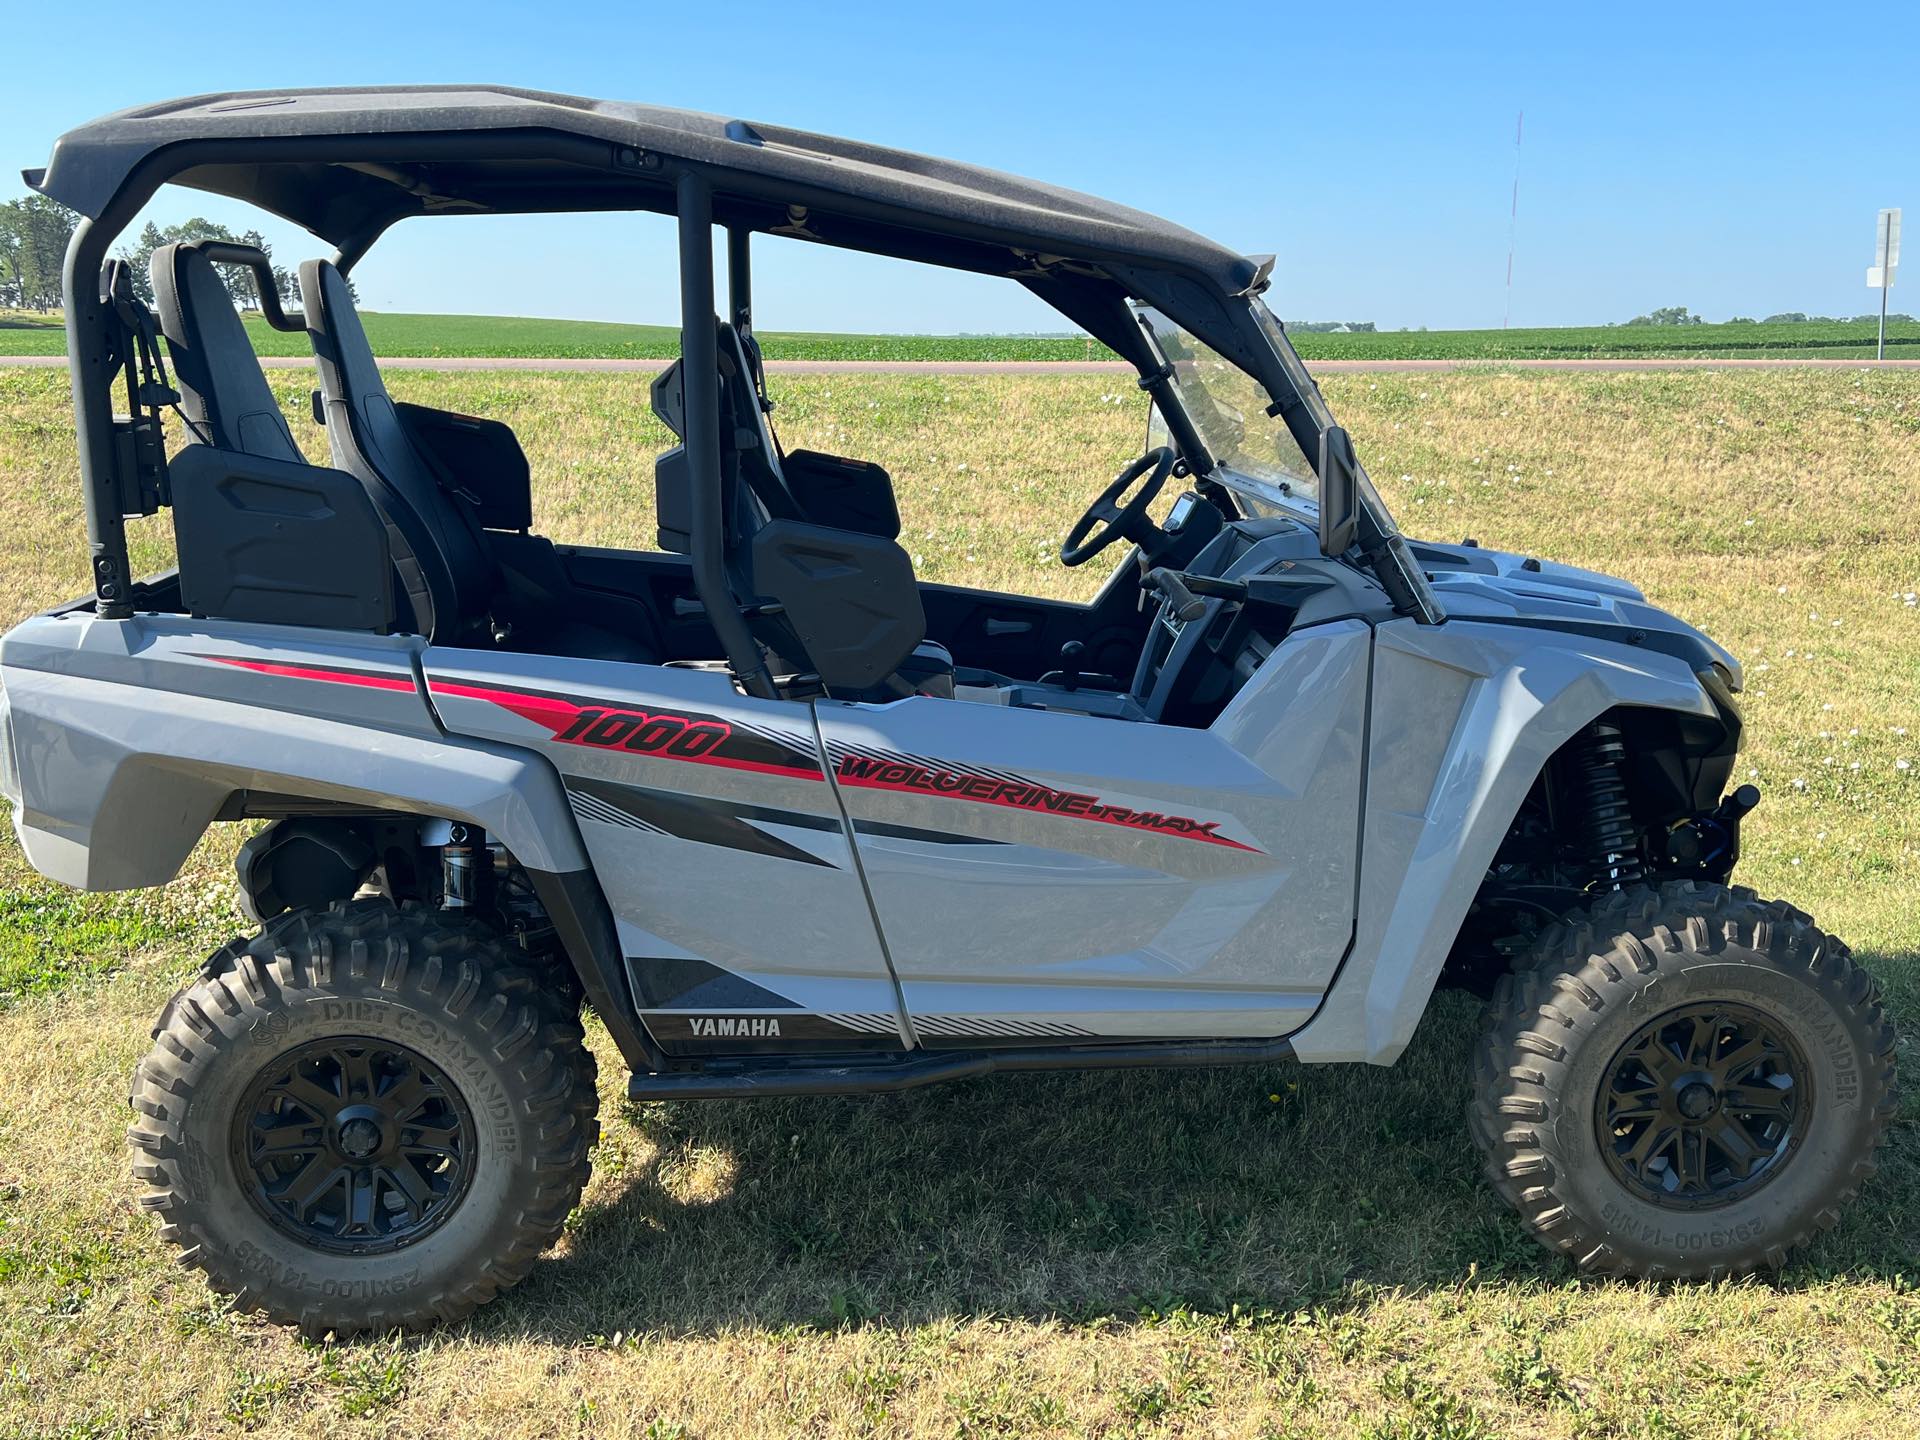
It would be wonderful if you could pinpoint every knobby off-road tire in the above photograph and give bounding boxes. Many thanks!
[1472,881,1895,1278]
[128,899,599,1334]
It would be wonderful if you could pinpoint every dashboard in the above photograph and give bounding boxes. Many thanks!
[1129,512,1347,727]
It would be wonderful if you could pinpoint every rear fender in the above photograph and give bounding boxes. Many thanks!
[0,612,589,890]
[1287,618,1718,1065]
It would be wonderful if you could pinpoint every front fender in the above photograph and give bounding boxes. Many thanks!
[1288,618,1718,1065]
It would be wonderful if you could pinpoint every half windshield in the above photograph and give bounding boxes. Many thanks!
[1136,306,1319,517]
[1138,299,1440,622]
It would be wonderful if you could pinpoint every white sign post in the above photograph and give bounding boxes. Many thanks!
[1869,208,1901,361]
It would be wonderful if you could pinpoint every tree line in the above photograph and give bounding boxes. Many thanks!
[2,195,349,313]
[1624,304,1915,327]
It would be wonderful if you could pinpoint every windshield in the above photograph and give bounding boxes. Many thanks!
[1137,306,1319,518]
[1138,298,1441,624]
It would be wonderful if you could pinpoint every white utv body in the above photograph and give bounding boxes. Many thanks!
[0,88,1893,1332]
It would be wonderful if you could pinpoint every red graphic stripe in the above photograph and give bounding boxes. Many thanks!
[200,655,417,693]
[426,677,588,733]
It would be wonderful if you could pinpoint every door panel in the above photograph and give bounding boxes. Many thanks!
[423,648,907,1054]
[813,621,1371,1044]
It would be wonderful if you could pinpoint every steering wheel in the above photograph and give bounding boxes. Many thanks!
[1059,447,1175,567]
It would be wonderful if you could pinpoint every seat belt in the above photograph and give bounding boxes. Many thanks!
[101,259,182,517]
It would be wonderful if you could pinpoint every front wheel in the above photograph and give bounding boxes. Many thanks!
[128,899,598,1333]
[1472,881,1896,1278]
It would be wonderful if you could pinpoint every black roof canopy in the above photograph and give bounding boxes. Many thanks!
[29,85,1266,293]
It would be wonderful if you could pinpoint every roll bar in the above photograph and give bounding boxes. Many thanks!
[676,174,776,699]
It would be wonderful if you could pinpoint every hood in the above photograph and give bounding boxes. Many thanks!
[1407,539,1742,690]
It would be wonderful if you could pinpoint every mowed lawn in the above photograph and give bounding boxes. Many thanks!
[0,364,1914,1439]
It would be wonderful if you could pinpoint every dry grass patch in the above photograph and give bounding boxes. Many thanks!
[0,364,1913,1438]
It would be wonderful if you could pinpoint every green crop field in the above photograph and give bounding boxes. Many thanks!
[5,306,1917,362]
[1299,318,1920,363]
[0,364,1914,1438]
[0,308,1108,362]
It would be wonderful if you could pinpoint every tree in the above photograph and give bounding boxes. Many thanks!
[114,219,299,310]
[1626,305,1705,327]
[0,195,79,311]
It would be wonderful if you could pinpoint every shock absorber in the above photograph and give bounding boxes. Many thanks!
[1568,722,1644,888]
[441,823,490,911]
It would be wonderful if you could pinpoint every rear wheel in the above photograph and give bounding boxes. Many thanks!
[1471,881,1895,1278]
[128,899,598,1333]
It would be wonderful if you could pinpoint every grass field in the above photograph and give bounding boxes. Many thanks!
[0,363,1915,1438]
[5,306,1918,362]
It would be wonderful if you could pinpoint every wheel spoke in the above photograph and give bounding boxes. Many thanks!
[1703,1114,1762,1178]
[277,1072,343,1119]
[1683,1013,1721,1066]
[347,1170,378,1232]
[1630,1038,1680,1085]
[1672,1129,1707,1190]
[403,1124,462,1155]
[1711,1034,1771,1085]
[338,1047,377,1102]
[1607,1080,1663,1124]
[1608,1101,1662,1124]
[381,1070,433,1122]
[1624,1121,1676,1172]
[252,1122,322,1156]
[383,1159,434,1216]
[283,1154,347,1217]
[1723,1083,1793,1118]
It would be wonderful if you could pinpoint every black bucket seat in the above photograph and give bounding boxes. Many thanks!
[298,258,659,662]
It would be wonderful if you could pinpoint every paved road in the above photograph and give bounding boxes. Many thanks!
[3,354,1917,374]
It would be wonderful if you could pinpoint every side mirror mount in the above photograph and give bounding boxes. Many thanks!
[1317,424,1360,556]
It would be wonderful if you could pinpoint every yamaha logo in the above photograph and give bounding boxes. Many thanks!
[687,1016,782,1038]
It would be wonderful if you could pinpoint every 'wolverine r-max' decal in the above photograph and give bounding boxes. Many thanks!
[200,658,1256,851]
[833,754,1260,851]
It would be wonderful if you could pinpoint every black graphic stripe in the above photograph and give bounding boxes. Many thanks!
[567,776,839,867]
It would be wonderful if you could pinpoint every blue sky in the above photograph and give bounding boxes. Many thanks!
[5,1,1913,334]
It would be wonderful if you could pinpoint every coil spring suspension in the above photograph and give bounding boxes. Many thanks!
[1568,721,1643,888]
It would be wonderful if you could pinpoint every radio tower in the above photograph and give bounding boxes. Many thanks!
[1504,111,1523,329]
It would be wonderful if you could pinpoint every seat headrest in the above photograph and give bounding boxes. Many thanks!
[298,258,383,409]
[148,243,302,464]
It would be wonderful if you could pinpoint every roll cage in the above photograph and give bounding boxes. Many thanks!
[32,85,1440,684]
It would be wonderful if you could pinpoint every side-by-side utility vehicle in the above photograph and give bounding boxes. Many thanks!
[3,88,1893,1331]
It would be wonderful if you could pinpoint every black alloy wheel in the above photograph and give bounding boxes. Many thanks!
[1596,1001,1807,1209]
[234,1036,477,1253]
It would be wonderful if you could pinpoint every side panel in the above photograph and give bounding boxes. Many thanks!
[814,621,1372,1042]
[421,649,908,1052]
[1287,618,1720,1066]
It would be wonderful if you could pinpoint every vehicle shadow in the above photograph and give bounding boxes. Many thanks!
[470,968,1916,1345]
